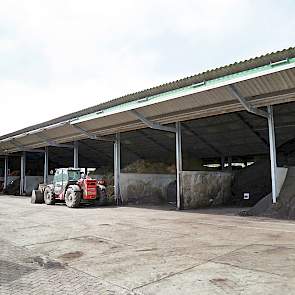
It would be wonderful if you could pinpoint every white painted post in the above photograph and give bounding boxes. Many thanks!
[44,146,49,184]
[4,155,8,189]
[176,122,183,210]
[267,106,278,203]
[20,152,26,195]
[114,133,121,205]
[73,141,79,168]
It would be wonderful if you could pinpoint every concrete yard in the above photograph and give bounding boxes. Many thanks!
[0,195,295,294]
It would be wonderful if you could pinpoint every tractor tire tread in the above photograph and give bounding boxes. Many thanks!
[44,187,55,205]
[65,186,81,208]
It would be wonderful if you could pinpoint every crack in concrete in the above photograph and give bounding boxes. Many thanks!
[116,222,190,238]
[132,244,251,291]
[211,261,283,278]
[23,235,92,247]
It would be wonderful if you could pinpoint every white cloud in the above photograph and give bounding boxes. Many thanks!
[0,0,294,135]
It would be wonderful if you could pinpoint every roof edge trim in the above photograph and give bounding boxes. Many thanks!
[71,57,295,125]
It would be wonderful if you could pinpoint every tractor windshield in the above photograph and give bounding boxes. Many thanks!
[68,170,81,181]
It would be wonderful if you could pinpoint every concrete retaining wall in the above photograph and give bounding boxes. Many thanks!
[120,173,176,204]
[181,171,232,209]
[119,171,232,208]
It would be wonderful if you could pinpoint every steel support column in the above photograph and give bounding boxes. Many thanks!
[114,133,121,205]
[20,152,26,195]
[267,106,278,203]
[4,155,8,189]
[130,109,183,209]
[229,85,278,203]
[73,141,79,168]
[176,122,183,210]
[44,146,49,184]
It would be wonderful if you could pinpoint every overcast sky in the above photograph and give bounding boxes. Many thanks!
[0,0,294,136]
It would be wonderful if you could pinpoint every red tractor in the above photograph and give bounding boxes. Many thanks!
[31,168,107,208]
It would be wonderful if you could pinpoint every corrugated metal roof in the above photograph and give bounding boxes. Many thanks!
[1,47,295,141]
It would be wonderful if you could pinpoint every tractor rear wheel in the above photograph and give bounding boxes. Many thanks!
[65,187,81,208]
[44,187,55,205]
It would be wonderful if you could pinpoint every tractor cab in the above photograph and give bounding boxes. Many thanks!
[53,168,81,196]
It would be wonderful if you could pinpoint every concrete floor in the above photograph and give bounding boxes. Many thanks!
[1,195,295,294]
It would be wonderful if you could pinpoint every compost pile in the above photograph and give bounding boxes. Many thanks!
[246,167,295,219]
[122,160,176,174]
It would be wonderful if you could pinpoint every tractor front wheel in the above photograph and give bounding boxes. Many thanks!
[65,187,81,208]
[44,187,55,205]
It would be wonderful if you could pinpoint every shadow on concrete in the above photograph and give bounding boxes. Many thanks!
[117,204,251,216]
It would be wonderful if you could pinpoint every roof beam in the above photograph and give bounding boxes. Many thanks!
[235,113,269,148]
[130,110,176,133]
[254,123,295,131]
[6,139,45,153]
[181,123,222,156]
[10,138,24,150]
[78,150,104,168]
[228,85,269,118]
[121,141,145,160]
[48,147,101,168]
[277,138,295,153]
[138,129,173,153]
[79,141,113,162]
[34,133,74,149]
[69,123,114,142]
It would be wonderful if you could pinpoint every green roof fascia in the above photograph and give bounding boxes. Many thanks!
[71,57,295,125]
